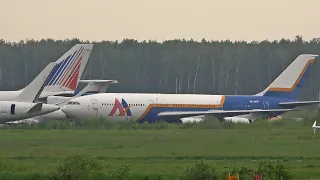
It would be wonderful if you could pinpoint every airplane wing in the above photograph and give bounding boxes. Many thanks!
[157,109,295,120]
[279,101,320,108]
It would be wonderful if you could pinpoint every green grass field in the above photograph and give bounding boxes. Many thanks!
[0,117,320,179]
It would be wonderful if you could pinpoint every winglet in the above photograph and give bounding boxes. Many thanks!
[14,62,56,103]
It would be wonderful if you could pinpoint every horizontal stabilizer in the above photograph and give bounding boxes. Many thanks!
[74,79,118,96]
[157,109,294,120]
[26,103,43,114]
[279,101,320,108]
[78,80,118,84]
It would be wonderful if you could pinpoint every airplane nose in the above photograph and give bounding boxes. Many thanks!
[42,104,60,114]
[61,105,73,117]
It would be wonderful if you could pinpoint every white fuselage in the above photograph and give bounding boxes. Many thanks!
[0,101,59,123]
[61,93,225,122]
[7,96,74,124]
[30,96,73,121]
[0,90,74,102]
[0,91,73,123]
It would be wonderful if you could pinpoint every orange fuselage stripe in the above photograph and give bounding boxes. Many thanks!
[137,95,225,121]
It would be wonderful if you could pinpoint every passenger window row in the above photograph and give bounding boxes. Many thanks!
[155,104,221,108]
[101,103,145,106]
[231,104,260,108]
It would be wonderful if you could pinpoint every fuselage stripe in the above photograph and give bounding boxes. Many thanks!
[136,95,225,121]
[64,56,82,87]
[50,49,80,85]
[50,55,71,85]
[47,54,72,85]
[65,59,82,88]
[59,47,84,85]
[54,48,81,85]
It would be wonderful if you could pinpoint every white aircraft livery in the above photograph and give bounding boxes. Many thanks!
[61,54,319,123]
[6,80,118,124]
[0,62,59,123]
[0,44,93,102]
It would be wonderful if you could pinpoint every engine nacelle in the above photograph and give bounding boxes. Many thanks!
[180,115,205,123]
[5,119,40,124]
[223,117,252,124]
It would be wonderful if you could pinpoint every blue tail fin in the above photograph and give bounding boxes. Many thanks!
[256,54,318,100]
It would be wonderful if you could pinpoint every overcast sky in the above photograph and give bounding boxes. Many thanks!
[1,0,319,42]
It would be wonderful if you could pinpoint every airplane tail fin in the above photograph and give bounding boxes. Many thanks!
[43,44,94,92]
[256,54,318,100]
[14,62,57,103]
[73,80,118,97]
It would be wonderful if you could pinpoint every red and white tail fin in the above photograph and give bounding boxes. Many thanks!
[43,44,94,92]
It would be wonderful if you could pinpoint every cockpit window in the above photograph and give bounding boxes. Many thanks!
[67,101,80,105]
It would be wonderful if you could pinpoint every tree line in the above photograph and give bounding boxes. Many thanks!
[1,36,320,101]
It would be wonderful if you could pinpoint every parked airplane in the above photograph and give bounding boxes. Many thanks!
[6,80,118,124]
[61,54,319,123]
[0,44,93,102]
[0,62,59,123]
[312,121,320,134]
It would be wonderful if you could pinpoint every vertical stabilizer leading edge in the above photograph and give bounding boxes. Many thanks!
[14,62,57,103]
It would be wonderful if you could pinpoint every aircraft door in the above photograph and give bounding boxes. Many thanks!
[91,99,98,110]
[10,104,15,115]
[91,99,98,117]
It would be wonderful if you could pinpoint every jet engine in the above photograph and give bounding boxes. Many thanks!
[223,117,253,124]
[180,115,205,123]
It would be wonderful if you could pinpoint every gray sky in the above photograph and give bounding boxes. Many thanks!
[1,0,320,42]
